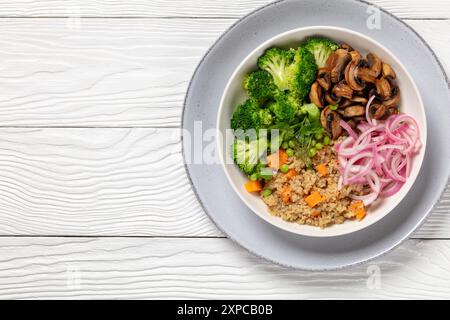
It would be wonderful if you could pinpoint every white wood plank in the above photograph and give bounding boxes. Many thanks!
[0,128,218,236]
[0,237,449,299]
[0,0,448,19]
[0,19,448,127]
[0,128,446,238]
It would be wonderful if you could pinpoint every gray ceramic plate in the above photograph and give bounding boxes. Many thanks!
[182,0,450,270]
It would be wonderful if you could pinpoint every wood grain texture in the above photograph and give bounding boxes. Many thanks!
[0,128,217,236]
[0,0,448,18]
[0,237,449,299]
[0,19,448,127]
[0,127,446,238]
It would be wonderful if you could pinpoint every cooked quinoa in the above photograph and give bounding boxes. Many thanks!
[261,143,364,228]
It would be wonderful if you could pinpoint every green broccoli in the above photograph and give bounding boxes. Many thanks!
[230,99,261,132]
[302,37,339,68]
[257,48,295,92]
[267,92,301,123]
[243,70,279,103]
[290,47,318,100]
[257,47,317,101]
[259,109,273,126]
[300,103,321,122]
[232,138,268,175]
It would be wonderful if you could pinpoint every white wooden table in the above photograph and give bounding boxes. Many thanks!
[0,0,448,299]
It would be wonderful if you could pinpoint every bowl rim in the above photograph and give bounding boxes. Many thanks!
[216,25,427,237]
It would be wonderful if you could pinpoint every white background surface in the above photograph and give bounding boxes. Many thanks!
[0,0,448,299]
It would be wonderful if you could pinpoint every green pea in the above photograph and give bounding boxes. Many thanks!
[323,136,331,145]
[280,164,289,173]
[329,104,338,111]
[314,132,323,140]
[250,173,258,181]
[288,140,297,148]
[286,148,294,157]
[308,148,317,158]
[281,142,289,150]
[311,139,317,146]
[315,143,323,150]
[262,189,272,197]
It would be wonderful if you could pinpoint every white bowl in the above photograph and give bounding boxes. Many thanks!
[217,26,427,237]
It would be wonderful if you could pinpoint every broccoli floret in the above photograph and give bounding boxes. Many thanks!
[259,109,273,126]
[291,47,318,100]
[257,47,317,101]
[232,138,268,175]
[243,70,279,103]
[230,99,274,133]
[302,37,339,68]
[230,99,261,132]
[300,103,321,122]
[257,48,295,92]
[267,93,300,123]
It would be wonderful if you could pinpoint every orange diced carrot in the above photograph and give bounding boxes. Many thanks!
[349,201,366,221]
[267,149,288,169]
[244,180,263,193]
[304,191,324,208]
[285,169,298,179]
[279,185,292,204]
[311,210,321,218]
[315,164,328,176]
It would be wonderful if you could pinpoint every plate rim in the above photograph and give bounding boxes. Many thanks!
[181,0,450,270]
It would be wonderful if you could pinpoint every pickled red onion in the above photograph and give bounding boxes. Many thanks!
[337,96,421,206]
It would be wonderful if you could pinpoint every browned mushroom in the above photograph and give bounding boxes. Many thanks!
[325,92,341,105]
[358,67,377,83]
[387,106,399,116]
[317,68,331,91]
[321,106,343,139]
[351,96,368,105]
[382,63,397,79]
[327,49,351,83]
[346,119,357,129]
[366,53,382,78]
[383,85,400,108]
[369,103,388,120]
[375,78,392,99]
[344,105,366,117]
[340,43,353,51]
[339,99,352,108]
[345,51,365,91]
[309,81,325,109]
[332,81,353,100]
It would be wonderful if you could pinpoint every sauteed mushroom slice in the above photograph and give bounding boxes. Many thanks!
[341,43,353,51]
[340,99,352,108]
[332,81,353,100]
[383,85,401,108]
[369,103,389,120]
[309,81,325,109]
[366,53,382,78]
[345,51,365,91]
[325,91,341,105]
[351,96,368,105]
[388,106,399,116]
[382,63,397,79]
[327,49,351,83]
[317,68,331,91]
[358,67,377,83]
[344,105,366,118]
[375,78,392,99]
[321,106,343,140]
[346,119,357,129]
